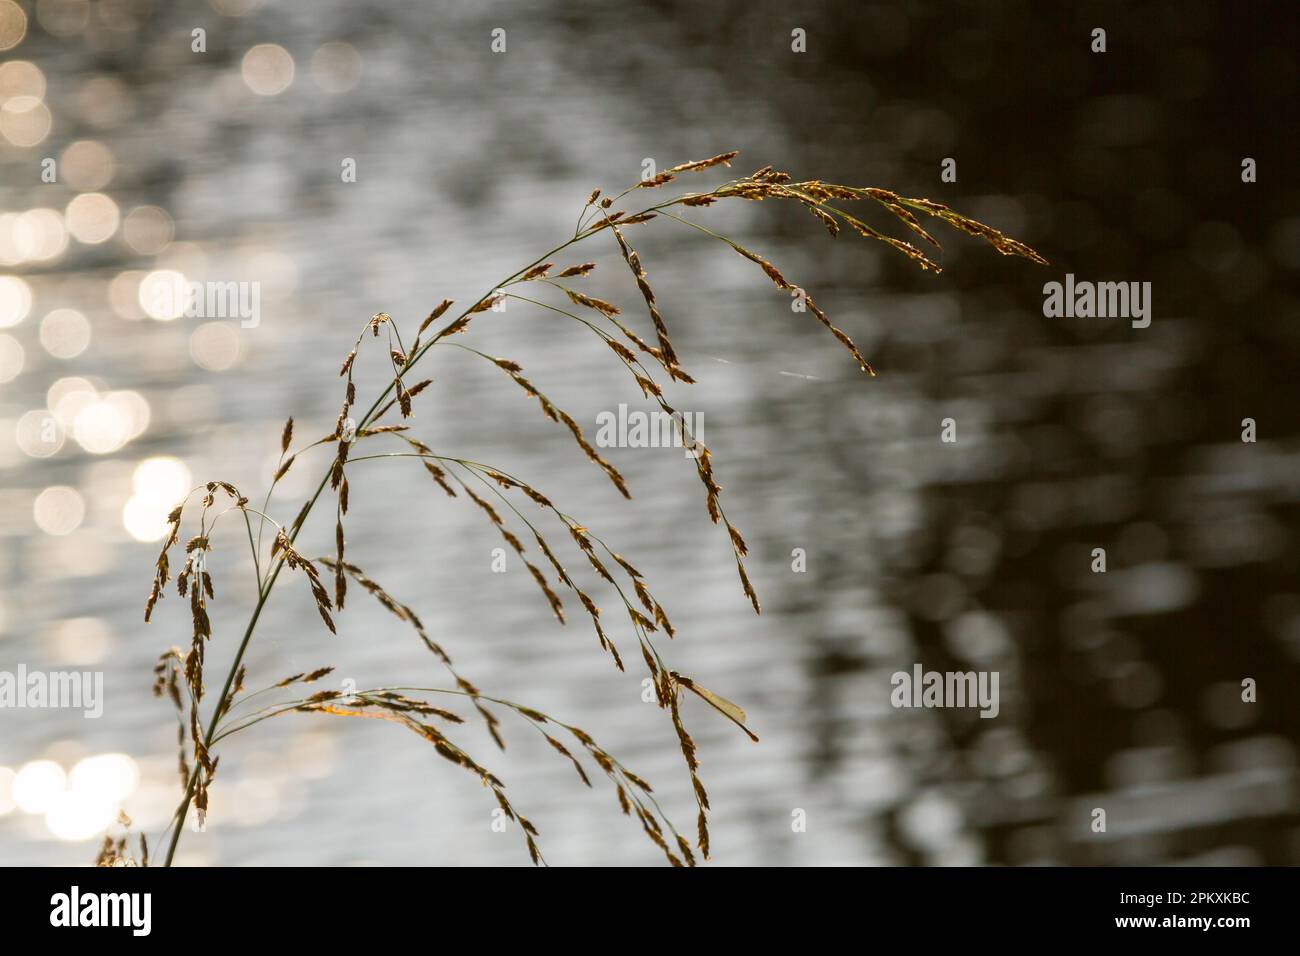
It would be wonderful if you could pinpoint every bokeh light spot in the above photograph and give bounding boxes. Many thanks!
[242,43,294,96]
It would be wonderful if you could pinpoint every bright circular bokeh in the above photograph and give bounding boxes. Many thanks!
[0,0,29,52]
[0,96,50,146]
[33,485,85,535]
[242,43,294,96]
[0,333,23,382]
[124,456,192,541]
[39,308,91,358]
[12,760,65,814]
[0,275,32,327]
[65,192,120,244]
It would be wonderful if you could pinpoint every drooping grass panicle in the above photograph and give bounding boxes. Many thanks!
[140,151,1042,866]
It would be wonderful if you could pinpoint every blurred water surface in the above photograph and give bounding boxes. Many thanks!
[1,0,1298,865]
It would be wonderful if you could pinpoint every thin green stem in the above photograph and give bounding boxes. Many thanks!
[241,509,260,583]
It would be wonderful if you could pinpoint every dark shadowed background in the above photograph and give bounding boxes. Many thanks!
[1,0,1298,865]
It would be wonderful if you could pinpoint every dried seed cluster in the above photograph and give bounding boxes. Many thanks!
[142,151,1041,866]
[94,811,148,867]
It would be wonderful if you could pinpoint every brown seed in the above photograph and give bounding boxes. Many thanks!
[418,299,454,336]
[667,150,739,173]
[635,171,676,189]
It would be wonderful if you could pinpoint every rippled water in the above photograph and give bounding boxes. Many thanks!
[3,0,1298,866]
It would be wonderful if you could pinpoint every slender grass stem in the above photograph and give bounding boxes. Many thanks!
[241,510,260,583]
[158,207,650,865]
